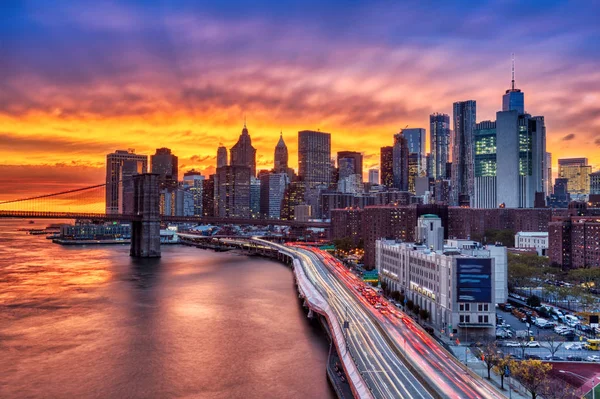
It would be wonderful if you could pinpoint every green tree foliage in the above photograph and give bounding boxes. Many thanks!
[333,237,355,252]
[406,300,414,311]
[508,253,549,290]
[527,295,541,308]
[419,308,430,321]
[483,229,516,247]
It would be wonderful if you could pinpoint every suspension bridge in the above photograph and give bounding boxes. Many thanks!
[0,174,330,257]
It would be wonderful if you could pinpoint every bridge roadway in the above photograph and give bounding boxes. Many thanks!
[255,238,432,399]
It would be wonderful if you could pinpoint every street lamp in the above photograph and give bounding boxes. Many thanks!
[559,370,600,399]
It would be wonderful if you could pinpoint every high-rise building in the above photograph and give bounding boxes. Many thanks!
[105,149,148,214]
[250,176,261,218]
[202,175,215,217]
[473,121,497,208]
[337,151,363,181]
[230,122,257,177]
[298,130,331,212]
[281,180,306,220]
[183,170,205,216]
[151,148,178,189]
[217,145,228,168]
[502,55,525,114]
[430,113,450,180]
[545,152,553,196]
[496,111,546,208]
[380,146,394,188]
[368,169,379,185]
[451,101,476,206]
[590,171,600,195]
[402,128,426,175]
[274,132,289,172]
[259,172,289,218]
[548,178,570,208]
[215,165,251,218]
[558,158,592,197]
[392,132,409,191]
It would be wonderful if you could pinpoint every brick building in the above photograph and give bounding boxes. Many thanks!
[549,216,600,269]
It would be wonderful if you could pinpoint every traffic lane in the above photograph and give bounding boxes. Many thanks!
[310,249,502,399]
[298,250,431,399]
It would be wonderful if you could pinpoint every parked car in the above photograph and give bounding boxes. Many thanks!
[525,354,541,360]
[566,355,584,361]
[565,342,585,351]
[585,355,600,362]
[505,341,521,347]
[525,341,541,348]
[545,355,564,361]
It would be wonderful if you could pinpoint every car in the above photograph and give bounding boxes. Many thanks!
[525,341,541,347]
[565,342,585,350]
[525,354,541,360]
[545,355,564,361]
[566,355,584,361]
[504,304,513,311]
[586,355,600,362]
[505,341,521,347]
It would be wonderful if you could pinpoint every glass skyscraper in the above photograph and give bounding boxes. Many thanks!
[451,101,476,206]
[429,113,450,180]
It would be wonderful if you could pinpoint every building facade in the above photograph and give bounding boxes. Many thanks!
[368,169,379,185]
[473,121,497,208]
[151,148,178,189]
[230,123,257,177]
[558,158,592,197]
[259,172,289,219]
[451,100,476,206]
[514,232,548,256]
[105,150,148,215]
[298,130,331,212]
[183,170,204,216]
[392,132,409,191]
[549,216,600,269]
[217,145,228,168]
[215,165,251,218]
[380,146,394,188]
[402,128,426,177]
[430,113,451,181]
[274,132,289,172]
[591,171,600,195]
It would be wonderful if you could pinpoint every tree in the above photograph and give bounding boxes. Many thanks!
[527,295,541,308]
[419,308,430,322]
[542,336,565,357]
[492,355,512,389]
[413,304,420,315]
[390,290,401,302]
[484,229,516,247]
[541,378,578,399]
[406,300,414,311]
[398,292,406,305]
[511,359,552,399]
[477,340,499,379]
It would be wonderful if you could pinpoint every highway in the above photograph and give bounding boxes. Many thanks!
[305,247,507,399]
[287,244,434,399]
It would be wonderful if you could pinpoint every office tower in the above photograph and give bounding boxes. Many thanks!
[473,121,497,208]
[545,152,553,196]
[230,122,257,177]
[160,188,194,216]
[105,149,148,214]
[558,158,592,197]
[250,176,261,218]
[380,146,394,188]
[280,180,306,220]
[548,178,570,208]
[202,175,215,217]
[401,128,426,175]
[392,132,409,191]
[217,145,228,168]
[451,101,476,206]
[151,148,179,189]
[590,171,600,195]
[426,154,433,178]
[274,132,289,171]
[215,165,251,218]
[368,169,379,185]
[430,113,450,180]
[496,112,546,208]
[502,55,525,114]
[259,172,289,218]
[337,151,363,181]
[298,130,331,211]
[183,170,204,216]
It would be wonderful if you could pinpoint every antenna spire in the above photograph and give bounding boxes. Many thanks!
[511,53,515,90]
[244,115,247,128]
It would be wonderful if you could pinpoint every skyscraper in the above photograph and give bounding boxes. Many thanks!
[214,165,251,218]
[496,112,546,208]
[401,128,426,175]
[105,149,148,214]
[183,170,204,216]
[230,122,257,177]
[545,152,553,196]
[558,158,592,197]
[380,146,394,188]
[217,145,228,168]
[298,130,331,211]
[590,171,600,195]
[274,132,288,171]
[502,55,525,114]
[473,121,497,208]
[392,132,409,191]
[202,175,215,217]
[451,100,476,205]
[337,151,363,181]
[430,113,450,180]
[151,148,178,189]
[259,172,289,218]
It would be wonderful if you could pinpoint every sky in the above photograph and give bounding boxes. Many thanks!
[1,0,600,201]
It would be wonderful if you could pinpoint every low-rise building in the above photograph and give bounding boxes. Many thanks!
[514,232,549,256]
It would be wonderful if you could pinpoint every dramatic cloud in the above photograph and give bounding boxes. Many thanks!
[1,0,599,198]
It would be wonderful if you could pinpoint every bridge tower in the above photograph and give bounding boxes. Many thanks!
[130,173,161,258]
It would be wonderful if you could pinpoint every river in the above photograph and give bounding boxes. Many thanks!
[0,220,334,399]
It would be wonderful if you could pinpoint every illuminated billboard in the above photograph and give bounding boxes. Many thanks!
[456,258,492,303]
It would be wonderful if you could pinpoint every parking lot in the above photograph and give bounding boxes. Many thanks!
[496,307,598,362]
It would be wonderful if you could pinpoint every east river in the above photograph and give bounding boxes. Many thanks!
[0,220,334,399]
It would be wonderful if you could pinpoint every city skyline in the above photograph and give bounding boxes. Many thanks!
[2,1,600,200]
